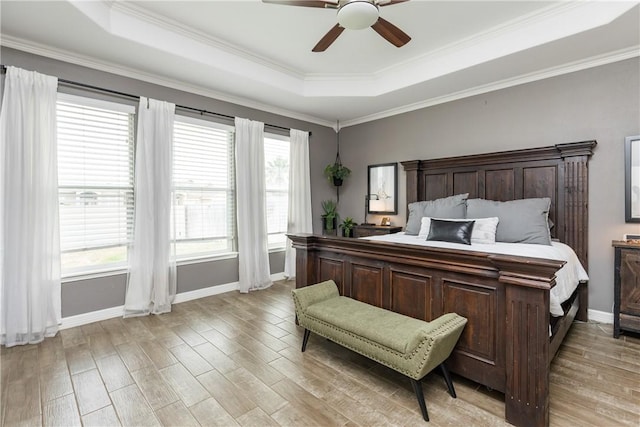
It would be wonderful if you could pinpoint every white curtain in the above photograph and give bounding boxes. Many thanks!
[235,117,272,293]
[124,97,176,317]
[0,66,61,347]
[284,129,312,278]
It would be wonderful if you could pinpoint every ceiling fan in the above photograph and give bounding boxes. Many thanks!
[263,0,411,52]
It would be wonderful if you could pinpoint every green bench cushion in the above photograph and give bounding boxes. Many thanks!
[305,296,430,354]
[292,280,467,380]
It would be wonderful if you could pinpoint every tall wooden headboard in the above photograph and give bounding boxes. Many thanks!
[400,140,596,270]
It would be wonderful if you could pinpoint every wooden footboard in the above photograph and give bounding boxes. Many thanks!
[289,234,569,427]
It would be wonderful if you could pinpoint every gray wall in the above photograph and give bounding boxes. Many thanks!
[334,58,640,314]
[1,47,333,317]
[4,46,639,316]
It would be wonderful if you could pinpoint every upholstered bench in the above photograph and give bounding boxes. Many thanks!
[292,280,467,422]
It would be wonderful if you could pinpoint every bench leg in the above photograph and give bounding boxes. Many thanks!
[410,378,429,422]
[439,363,456,398]
[301,329,311,352]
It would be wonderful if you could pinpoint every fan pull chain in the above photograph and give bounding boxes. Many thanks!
[335,120,341,166]
[336,120,341,202]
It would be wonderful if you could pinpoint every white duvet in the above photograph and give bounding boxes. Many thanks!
[362,232,589,317]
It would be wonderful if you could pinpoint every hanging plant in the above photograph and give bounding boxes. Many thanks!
[325,119,350,187]
[324,163,351,187]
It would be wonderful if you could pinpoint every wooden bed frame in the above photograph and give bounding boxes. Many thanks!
[289,140,596,427]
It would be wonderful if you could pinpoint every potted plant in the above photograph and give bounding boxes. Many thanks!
[340,217,356,237]
[324,163,351,187]
[321,199,338,235]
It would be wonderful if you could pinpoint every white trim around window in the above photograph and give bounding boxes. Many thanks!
[172,114,237,261]
[57,93,136,277]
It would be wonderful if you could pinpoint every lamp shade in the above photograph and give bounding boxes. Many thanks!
[369,199,387,212]
[337,1,379,30]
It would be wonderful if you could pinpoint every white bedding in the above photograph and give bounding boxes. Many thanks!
[362,232,589,317]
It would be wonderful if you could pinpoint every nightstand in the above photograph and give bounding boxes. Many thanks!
[353,225,402,238]
[612,240,640,338]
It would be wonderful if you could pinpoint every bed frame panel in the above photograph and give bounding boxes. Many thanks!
[290,140,595,427]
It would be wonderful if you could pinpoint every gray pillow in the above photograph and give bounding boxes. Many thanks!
[405,193,468,235]
[466,198,552,245]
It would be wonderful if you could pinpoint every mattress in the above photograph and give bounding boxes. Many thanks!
[363,232,589,317]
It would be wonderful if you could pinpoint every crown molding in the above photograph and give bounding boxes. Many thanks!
[306,2,578,81]
[67,0,304,95]
[3,36,636,129]
[341,45,640,128]
[301,1,639,96]
[109,1,303,79]
[69,0,637,98]
[0,35,335,128]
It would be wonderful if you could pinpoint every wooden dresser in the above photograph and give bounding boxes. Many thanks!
[612,240,640,338]
[353,225,402,238]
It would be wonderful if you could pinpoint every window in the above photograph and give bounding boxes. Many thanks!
[172,115,235,259]
[264,134,290,249]
[57,94,135,275]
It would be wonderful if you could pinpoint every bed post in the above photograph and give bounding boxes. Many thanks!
[401,160,422,208]
[493,257,559,427]
[557,141,596,322]
[505,283,550,427]
[288,234,316,289]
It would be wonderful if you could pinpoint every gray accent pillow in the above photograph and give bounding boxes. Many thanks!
[405,193,468,235]
[466,198,552,245]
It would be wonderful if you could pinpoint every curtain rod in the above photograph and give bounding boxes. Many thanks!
[0,65,310,136]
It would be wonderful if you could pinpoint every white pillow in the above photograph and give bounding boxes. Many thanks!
[418,217,500,244]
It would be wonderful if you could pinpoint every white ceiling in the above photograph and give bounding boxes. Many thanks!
[1,0,639,128]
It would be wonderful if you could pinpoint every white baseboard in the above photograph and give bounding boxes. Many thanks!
[173,281,239,304]
[587,309,613,324]
[271,272,286,282]
[60,305,125,330]
[60,272,286,330]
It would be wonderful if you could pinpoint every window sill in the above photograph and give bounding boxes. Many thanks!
[62,267,128,283]
[176,252,238,266]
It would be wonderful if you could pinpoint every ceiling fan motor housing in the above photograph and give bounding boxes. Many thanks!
[337,0,379,30]
[261,0,410,51]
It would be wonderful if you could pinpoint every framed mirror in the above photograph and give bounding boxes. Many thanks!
[368,163,398,214]
[625,135,640,223]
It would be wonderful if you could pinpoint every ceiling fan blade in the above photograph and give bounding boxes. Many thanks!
[312,24,345,52]
[371,17,411,47]
[262,0,338,8]
[378,0,410,6]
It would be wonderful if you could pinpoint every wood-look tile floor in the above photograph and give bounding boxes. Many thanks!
[1,279,639,426]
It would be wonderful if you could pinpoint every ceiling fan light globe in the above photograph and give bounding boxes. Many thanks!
[337,1,379,30]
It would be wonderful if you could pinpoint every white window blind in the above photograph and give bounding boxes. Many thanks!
[173,115,235,259]
[57,94,135,275]
[264,134,290,249]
